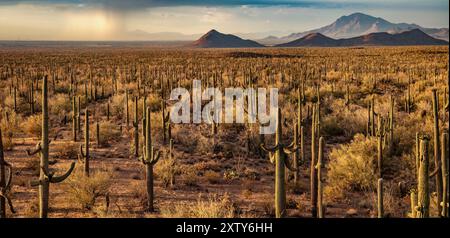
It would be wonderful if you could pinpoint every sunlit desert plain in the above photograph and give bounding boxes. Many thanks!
[0,45,448,218]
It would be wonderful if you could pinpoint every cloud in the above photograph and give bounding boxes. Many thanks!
[0,0,354,11]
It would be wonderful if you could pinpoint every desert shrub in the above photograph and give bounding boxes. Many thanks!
[110,94,125,119]
[90,121,121,146]
[243,167,260,181]
[21,114,42,138]
[53,142,78,160]
[49,93,71,117]
[65,168,113,210]
[196,135,214,154]
[203,170,221,184]
[0,109,21,150]
[180,165,198,186]
[172,125,198,152]
[325,134,380,199]
[3,95,15,110]
[223,169,240,182]
[321,99,367,139]
[161,193,236,218]
[154,154,179,187]
[146,93,161,112]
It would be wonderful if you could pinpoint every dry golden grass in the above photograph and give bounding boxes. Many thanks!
[161,193,236,218]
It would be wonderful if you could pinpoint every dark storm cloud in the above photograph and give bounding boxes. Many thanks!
[0,0,351,10]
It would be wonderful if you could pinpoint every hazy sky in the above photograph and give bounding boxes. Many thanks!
[0,0,448,40]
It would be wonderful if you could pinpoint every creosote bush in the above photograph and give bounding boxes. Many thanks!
[325,134,380,199]
[21,114,42,138]
[65,168,113,210]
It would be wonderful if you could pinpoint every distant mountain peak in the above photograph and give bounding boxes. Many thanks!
[191,29,264,48]
[206,29,219,35]
[277,12,449,43]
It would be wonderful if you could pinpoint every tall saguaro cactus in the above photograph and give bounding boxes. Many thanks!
[139,107,160,212]
[0,129,15,218]
[416,136,430,218]
[316,137,325,218]
[377,115,385,179]
[125,89,129,127]
[133,96,139,157]
[377,178,384,218]
[260,108,298,218]
[79,109,90,177]
[27,76,75,218]
[310,103,319,218]
[441,131,449,217]
[431,89,443,216]
[161,99,170,144]
[72,96,77,142]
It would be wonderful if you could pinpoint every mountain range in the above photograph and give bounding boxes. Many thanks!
[191,28,447,48]
[257,12,448,45]
[276,29,448,47]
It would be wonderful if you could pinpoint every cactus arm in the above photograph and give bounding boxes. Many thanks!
[283,155,297,172]
[269,153,275,164]
[49,162,75,183]
[138,156,147,165]
[284,146,300,154]
[40,165,54,178]
[429,163,441,178]
[164,112,170,122]
[26,143,42,156]
[0,192,15,214]
[150,147,160,164]
[4,163,13,191]
[30,179,43,187]
[260,143,278,153]
[79,144,86,158]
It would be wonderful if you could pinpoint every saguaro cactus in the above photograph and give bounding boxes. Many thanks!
[77,96,81,135]
[0,129,15,218]
[29,81,35,114]
[96,121,100,147]
[389,96,394,154]
[377,115,385,179]
[260,108,298,218]
[167,138,176,187]
[310,104,320,218]
[441,131,449,217]
[125,89,129,127]
[138,107,160,212]
[431,89,443,216]
[316,137,324,218]
[13,87,17,112]
[79,109,90,177]
[106,100,110,121]
[416,136,430,218]
[293,123,300,184]
[142,97,147,140]
[377,178,384,218]
[133,97,139,157]
[72,97,77,142]
[161,99,170,143]
[415,132,420,177]
[27,76,75,218]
